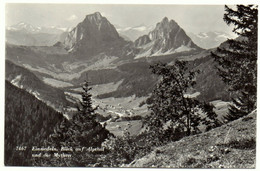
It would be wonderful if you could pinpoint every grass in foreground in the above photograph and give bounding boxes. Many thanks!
[129,110,256,168]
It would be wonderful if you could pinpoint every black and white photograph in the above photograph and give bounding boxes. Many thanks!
[2,0,258,168]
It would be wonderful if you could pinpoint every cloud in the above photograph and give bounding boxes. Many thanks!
[67,14,78,21]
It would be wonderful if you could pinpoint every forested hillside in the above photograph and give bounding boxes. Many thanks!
[5,81,65,166]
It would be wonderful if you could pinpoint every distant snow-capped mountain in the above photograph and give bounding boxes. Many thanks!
[7,22,42,33]
[116,25,154,41]
[7,22,72,34]
[6,22,72,46]
[187,31,237,49]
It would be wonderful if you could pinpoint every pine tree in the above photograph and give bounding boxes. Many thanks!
[212,5,258,121]
[47,118,71,147]
[35,81,112,166]
[66,81,110,147]
[46,81,110,147]
[144,60,219,145]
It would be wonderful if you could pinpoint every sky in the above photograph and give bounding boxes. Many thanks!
[6,3,236,34]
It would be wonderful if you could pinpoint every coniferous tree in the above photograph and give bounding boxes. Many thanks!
[37,81,111,166]
[144,61,219,145]
[50,81,110,147]
[47,118,71,147]
[67,81,110,147]
[212,5,258,121]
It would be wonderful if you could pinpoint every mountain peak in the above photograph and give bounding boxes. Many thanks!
[162,17,169,23]
[84,12,104,23]
[134,17,202,58]
[158,17,179,28]
[63,12,125,56]
[94,12,102,18]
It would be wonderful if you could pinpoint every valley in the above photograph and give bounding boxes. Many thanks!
[5,12,232,137]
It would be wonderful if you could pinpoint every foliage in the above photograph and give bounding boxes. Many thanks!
[34,81,111,166]
[95,113,112,122]
[52,81,110,147]
[100,131,152,167]
[74,81,111,146]
[143,60,220,145]
[212,5,258,121]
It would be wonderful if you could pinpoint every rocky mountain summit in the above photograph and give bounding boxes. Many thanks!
[62,13,203,59]
[63,12,128,57]
[134,17,202,58]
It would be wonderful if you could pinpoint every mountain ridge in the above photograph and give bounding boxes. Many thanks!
[5,60,73,114]
[7,22,71,34]
[6,12,234,51]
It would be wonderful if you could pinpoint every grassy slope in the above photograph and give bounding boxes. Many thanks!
[129,110,256,168]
